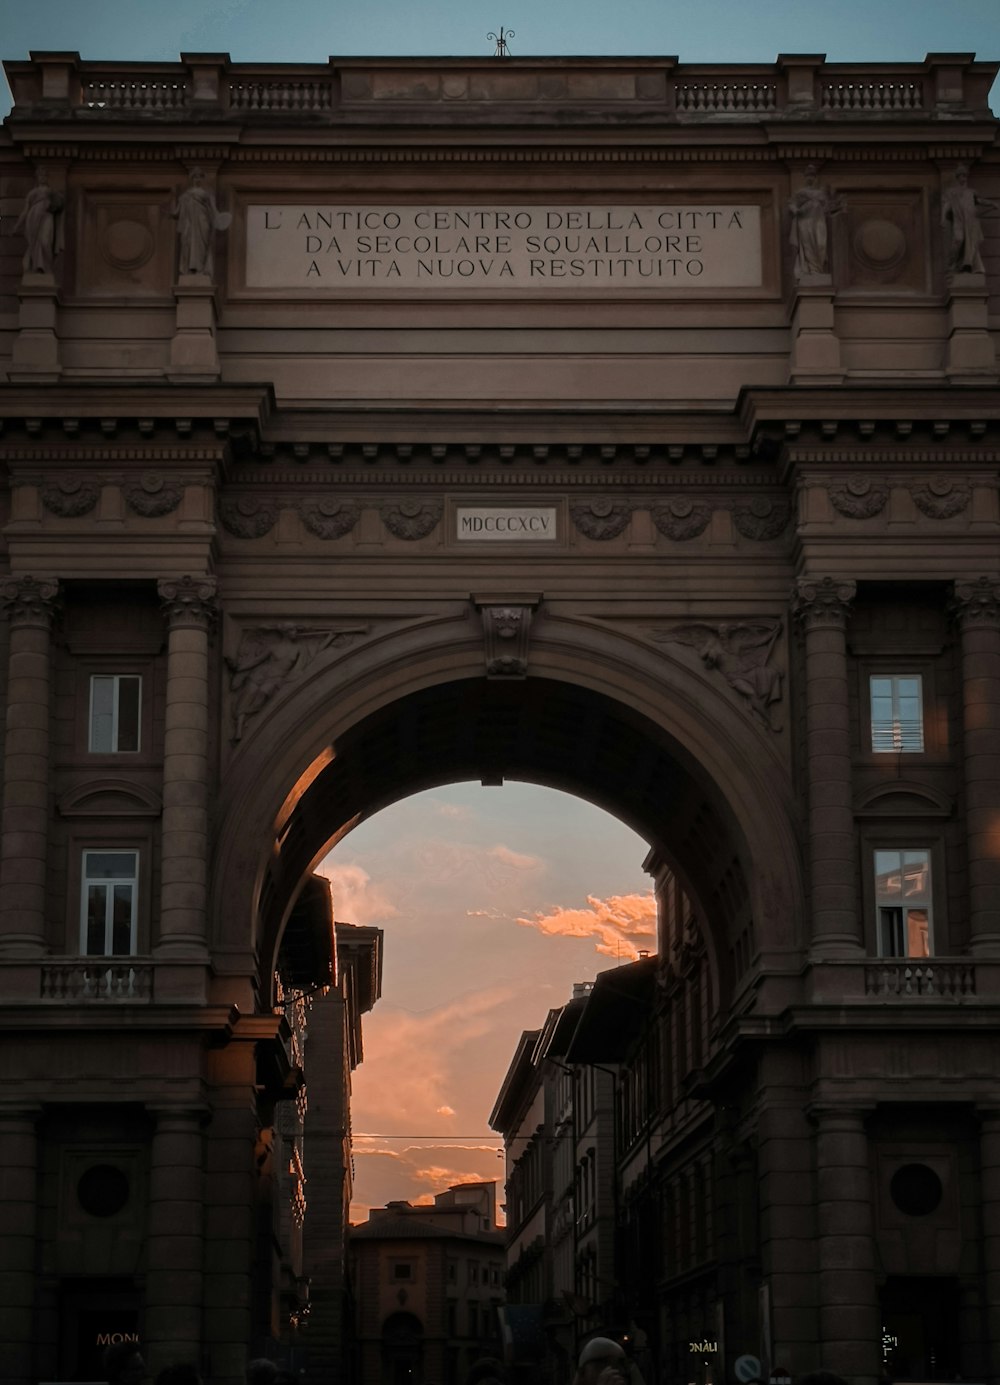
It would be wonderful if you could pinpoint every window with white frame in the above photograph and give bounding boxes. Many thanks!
[81,851,139,956]
[870,674,924,753]
[89,674,142,753]
[874,849,932,957]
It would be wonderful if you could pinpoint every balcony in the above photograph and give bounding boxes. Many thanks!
[864,959,976,1000]
[39,958,153,1002]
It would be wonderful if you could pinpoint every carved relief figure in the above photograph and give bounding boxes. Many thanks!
[14,167,64,275]
[654,621,783,730]
[941,164,999,274]
[170,167,231,277]
[788,165,844,279]
[227,623,359,740]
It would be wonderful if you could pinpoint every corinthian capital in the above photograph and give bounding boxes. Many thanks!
[0,575,60,627]
[158,574,219,631]
[951,576,1000,630]
[791,576,856,631]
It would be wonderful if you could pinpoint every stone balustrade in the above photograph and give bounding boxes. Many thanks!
[863,959,977,999]
[39,958,153,1002]
[3,51,995,121]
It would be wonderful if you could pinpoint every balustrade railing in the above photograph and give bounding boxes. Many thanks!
[675,82,778,114]
[82,77,189,112]
[864,959,975,1000]
[821,79,925,112]
[229,80,335,113]
[40,959,153,1002]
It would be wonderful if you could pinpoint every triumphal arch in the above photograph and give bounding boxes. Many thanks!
[1,46,1000,1385]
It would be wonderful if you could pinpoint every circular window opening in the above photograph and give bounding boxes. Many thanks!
[77,1163,130,1218]
[890,1162,943,1217]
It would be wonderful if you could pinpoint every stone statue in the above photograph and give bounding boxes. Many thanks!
[654,620,784,730]
[170,167,231,278]
[227,623,360,741]
[788,165,844,279]
[13,167,64,275]
[941,163,999,275]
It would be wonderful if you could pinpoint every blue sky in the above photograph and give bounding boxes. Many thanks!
[2,0,999,115]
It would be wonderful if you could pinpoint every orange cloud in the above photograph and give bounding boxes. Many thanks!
[516,891,657,960]
[436,1105,456,1118]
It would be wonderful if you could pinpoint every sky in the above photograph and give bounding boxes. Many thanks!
[319,784,655,1221]
[3,0,998,1218]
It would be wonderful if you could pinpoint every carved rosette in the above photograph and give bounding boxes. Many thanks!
[475,599,538,679]
[791,576,857,630]
[732,497,791,541]
[157,575,219,631]
[651,498,713,542]
[0,574,60,627]
[911,477,971,519]
[218,497,279,538]
[381,499,443,541]
[569,499,632,541]
[298,498,361,540]
[828,476,889,518]
[951,577,1000,629]
[123,473,183,517]
[40,475,99,517]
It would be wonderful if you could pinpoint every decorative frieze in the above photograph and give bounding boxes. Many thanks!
[828,476,889,518]
[569,498,632,541]
[123,473,183,516]
[40,475,99,516]
[911,477,971,518]
[297,498,361,539]
[381,499,443,541]
[218,496,279,538]
[650,498,713,541]
[731,497,791,540]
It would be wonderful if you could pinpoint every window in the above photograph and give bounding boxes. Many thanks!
[467,1260,479,1285]
[391,1261,413,1281]
[89,675,141,753]
[81,851,139,956]
[870,675,923,753]
[875,849,932,957]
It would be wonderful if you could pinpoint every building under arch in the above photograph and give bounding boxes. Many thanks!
[0,45,999,1385]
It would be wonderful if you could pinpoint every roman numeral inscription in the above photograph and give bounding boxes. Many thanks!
[246,206,762,292]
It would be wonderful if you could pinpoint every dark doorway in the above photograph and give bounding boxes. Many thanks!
[59,1278,141,1381]
[879,1276,959,1380]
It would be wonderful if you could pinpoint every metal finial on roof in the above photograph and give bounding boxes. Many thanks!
[488,27,514,57]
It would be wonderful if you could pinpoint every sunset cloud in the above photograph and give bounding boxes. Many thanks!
[517,891,657,959]
[436,1105,456,1117]
[320,862,399,925]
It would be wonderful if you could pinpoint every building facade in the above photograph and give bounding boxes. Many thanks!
[0,46,999,1385]
[350,1183,506,1385]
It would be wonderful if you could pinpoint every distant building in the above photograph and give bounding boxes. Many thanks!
[350,1182,506,1385]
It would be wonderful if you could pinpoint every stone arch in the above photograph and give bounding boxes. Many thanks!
[211,615,803,1008]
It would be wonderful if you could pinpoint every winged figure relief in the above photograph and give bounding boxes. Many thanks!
[226,623,363,741]
[652,621,783,731]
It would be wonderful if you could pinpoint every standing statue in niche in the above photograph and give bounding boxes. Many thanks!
[941,163,999,275]
[14,167,64,275]
[170,167,231,278]
[788,164,845,279]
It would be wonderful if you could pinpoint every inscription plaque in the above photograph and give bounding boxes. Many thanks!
[456,507,558,540]
[245,205,762,291]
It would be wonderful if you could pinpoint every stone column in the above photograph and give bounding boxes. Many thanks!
[814,1108,880,1385]
[791,577,859,957]
[0,1106,40,1385]
[156,576,218,962]
[0,576,59,957]
[952,578,1000,954]
[145,1106,206,1373]
[978,1108,1000,1382]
